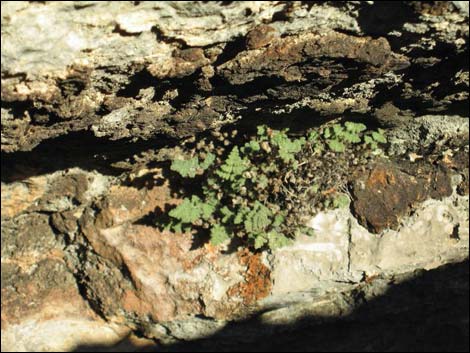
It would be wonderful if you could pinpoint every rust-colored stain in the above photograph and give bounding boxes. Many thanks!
[228,249,271,305]
[321,187,337,196]
[366,167,396,188]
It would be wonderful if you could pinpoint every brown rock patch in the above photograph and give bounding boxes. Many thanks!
[351,160,453,233]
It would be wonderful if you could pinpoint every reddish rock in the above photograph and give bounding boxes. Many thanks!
[94,185,176,229]
[1,177,48,219]
[77,182,272,324]
[351,161,453,233]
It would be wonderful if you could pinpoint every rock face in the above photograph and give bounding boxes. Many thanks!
[1,2,469,352]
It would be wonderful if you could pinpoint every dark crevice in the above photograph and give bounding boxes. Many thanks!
[270,2,296,23]
[70,243,110,321]
[212,57,386,102]
[1,72,27,80]
[116,68,156,98]
[211,36,247,67]
[1,100,34,119]
[357,1,419,37]
[28,107,65,127]
[370,49,469,117]
[1,130,177,183]
[158,72,207,110]
[151,26,189,49]
[112,24,142,37]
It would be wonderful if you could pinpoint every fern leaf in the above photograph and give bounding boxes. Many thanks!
[266,231,291,249]
[171,157,200,178]
[210,224,230,245]
[169,197,201,223]
[244,202,272,233]
[327,139,346,152]
[371,130,387,143]
[216,146,249,180]
[345,121,367,133]
[200,152,216,170]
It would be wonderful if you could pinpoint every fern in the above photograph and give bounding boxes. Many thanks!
[200,152,216,170]
[210,224,230,245]
[251,230,291,249]
[271,130,305,163]
[168,195,216,227]
[266,230,291,249]
[327,139,346,152]
[371,129,387,143]
[345,122,367,133]
[164,121,390,250]
[216,146,248,180]
[241,140,261,153]
[171,157,200,178]
[243,202,272,233]
[220,206,234,223]
[326,123,365,148]
[332,193,350,209]
[171,153,215,178]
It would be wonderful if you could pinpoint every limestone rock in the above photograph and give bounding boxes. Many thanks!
[1,1,468,351]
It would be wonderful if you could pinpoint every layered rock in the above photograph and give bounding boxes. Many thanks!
[1,1,469,352]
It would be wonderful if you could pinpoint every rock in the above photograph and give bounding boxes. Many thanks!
[2,2,467,151]
[1,168,112,220]
[269,192,469,295]
[245,25,280,50]
[350,160,453,233]
[1,319,155,352]
[162,261,469,352]
[452,1,469,15]
[0,211,146,352]
[1,1,468,351]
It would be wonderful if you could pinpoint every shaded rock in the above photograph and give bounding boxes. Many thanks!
[245,25,280,50]
[157,261,469,352]
[217,31,408,85]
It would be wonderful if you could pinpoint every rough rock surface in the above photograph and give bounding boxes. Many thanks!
[1,1,469,352]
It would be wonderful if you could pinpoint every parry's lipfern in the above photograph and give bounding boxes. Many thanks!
[170,153,216,178]
[163,121,387,250]
[321,122,386,153]
[164,126,313,250]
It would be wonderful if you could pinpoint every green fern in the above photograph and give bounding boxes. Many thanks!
[243,202,272,234]
[171,153,215,178]
[266,230,291,249]
[332,193,350,209]
[200,152,216,170]
[345,122,367,134]
[327,139,346,152]
[171,157,200,178]
[168,195,216,227]
[216,147,248,179]
[210,224,230,245]
[271,130,306,163]
[371,129,387,143]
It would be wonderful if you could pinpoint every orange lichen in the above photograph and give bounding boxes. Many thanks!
[228,249,271,305]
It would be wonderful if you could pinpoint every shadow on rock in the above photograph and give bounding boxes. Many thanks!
[73,260,469,352]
